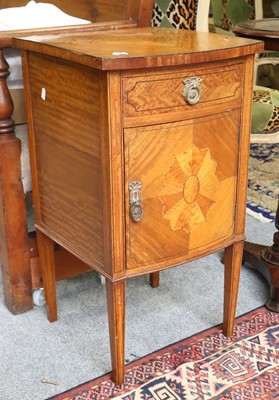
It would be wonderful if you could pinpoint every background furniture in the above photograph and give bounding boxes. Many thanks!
[14,25,262,384]
[0,0,155,315]
[211,0,279,143]
[211,0,279,91]
[233,18,279,312]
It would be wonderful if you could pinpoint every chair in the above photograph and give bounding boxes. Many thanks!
[210,0,279,89]
[211,0,279,143]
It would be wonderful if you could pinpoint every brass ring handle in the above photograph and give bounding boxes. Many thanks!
[129,181,143,222]
[130,203,143,222]
[182,77,203,105]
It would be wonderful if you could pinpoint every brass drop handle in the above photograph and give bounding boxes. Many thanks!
[182,77,203,105]
[129,181,143,222]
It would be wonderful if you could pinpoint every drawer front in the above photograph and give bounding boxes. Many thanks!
[123,61,243,125]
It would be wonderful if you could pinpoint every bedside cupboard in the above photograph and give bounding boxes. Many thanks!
[14,27,263,384]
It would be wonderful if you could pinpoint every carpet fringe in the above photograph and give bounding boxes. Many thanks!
[246,207,273,223]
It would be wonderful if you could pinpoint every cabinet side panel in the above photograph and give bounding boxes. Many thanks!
[29,53,101,157]
[29,53,106,269]
[36,133,104,263]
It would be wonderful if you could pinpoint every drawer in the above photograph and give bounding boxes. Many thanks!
[122,61,244,125]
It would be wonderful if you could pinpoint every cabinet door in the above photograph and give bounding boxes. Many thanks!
[125,110,241,271]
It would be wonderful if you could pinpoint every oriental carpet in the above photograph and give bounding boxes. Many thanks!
[48,307,279,400]
[247,143,279,223]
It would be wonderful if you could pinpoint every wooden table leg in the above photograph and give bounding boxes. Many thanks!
[150,271,160,288]
[0,48,33,314]
[223,241,243,336]
[106,279,126,385]
[243,197,279,312]
[36,230,57,322]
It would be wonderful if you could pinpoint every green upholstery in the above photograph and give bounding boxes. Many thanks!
[252,85,279,134]
[211,0,255,31]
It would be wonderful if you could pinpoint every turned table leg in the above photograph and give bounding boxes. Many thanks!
[106,279,126,385]
[243,196,279,312]
[0,48,33,314]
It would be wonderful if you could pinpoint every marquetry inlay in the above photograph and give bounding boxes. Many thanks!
[159,144,219,233]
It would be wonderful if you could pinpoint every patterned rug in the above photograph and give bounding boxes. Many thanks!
[49,307,279,400]
[247,143,279,223]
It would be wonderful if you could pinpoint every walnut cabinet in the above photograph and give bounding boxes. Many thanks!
[14,28,263,384]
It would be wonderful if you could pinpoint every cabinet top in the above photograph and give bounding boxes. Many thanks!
[13,27,264,70]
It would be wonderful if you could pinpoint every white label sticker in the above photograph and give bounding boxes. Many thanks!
[41,87,46,101]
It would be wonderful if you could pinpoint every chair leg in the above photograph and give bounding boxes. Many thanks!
[36,230,57,322]
[106,279,126,385]
[223,241,243,337]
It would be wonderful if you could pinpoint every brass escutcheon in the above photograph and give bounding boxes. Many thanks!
[128,181,143,222]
